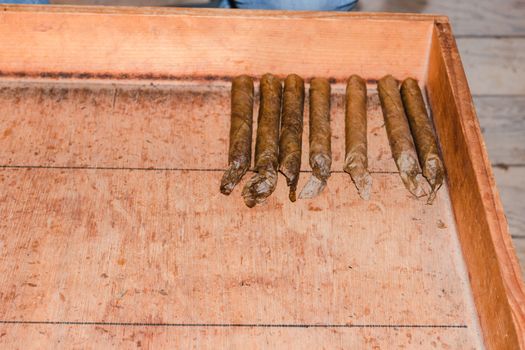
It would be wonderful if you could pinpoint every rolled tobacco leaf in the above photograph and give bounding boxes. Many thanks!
[279,74,305,202]
[299,78,331,199]
[378,75,425,198]
[220,75,254,195]
[242,73,282,207]
[400,78,444,204]
[344,75,372,200]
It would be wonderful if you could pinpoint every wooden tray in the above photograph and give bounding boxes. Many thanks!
[0,5,523,349]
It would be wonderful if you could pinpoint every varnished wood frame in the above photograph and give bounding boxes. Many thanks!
[0,5,523,349]
[427,21,525,349]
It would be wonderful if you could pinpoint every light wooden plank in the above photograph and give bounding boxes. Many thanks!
[0,7,522,347]
[427,24,525,348]
[0,7,434,82]
[0,169,483,348]
[357,0,525,36]
[457,38,525,96]
[0,82,397,173]
[493,167,525,238]
[0,323,479,349]
[475,96,525,166]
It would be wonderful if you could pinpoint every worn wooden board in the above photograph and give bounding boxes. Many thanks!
[0,80,485,348]
[476,96,525,166]
[457,38,525,96]
[427,23,525,348]
[0,7,435,82]
[0,169,482,349]
[493,167,525,238]
[0,323,479,349]
[0,82,396,173]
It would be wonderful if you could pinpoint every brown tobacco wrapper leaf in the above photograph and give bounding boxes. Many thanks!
[299,78,331,199]
[378,75,425,198]
[220,75,254,195]
[344,75,372,200]
[401,78,444,204]
[279,74,305,202]
[242,73,282,208]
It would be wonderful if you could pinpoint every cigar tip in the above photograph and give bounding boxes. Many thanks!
[221,164,248,195]
[345,165,372,200]
[309,77,330,86]
[401,77,419,90]
[299,175,327,199]
[286,73,303,81]
[261,73,279,82]
[400,172,427,198]
[241,171,278,207]
[348,74,365,83]
[241,185,257,208]
[426,191,437,205]
[234,74,253,81]
[219,185,232,196]
[355,173,373,201]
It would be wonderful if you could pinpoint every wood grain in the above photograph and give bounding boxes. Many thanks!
[0,323,479,349]
[0,6,523,348]
[427,22,525,349]
[0,6,434,82]
[0,82,397,173]
[476,96,525,166]
[457,38,525,96]
[0,169,483,348]
[357,0,525,37]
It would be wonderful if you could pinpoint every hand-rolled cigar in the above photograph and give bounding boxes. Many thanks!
[378,75,425,198]
[242,73,282,207]
[344,75,372,200]
[220,75,254,195]
[299,78,331,199]
[279,74,305,202]
[400,78,444,204]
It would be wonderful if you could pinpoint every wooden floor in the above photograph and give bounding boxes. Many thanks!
[50,0,525,279]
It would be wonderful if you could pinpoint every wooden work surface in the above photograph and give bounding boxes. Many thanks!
[51,0,525,283]
[0,81,484,348]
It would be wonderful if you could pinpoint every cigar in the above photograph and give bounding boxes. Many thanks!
[299,78,331,199]
[220,75,254,195]
[378,75,425,197]
[344,75,372,200]
[242,73,282,207]
[279,74,305,202]
[401,78,444,204]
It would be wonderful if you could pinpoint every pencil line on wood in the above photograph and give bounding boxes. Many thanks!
[0,165,400,174]
[0,320,468,329]
[472,94,525,98]
[455,34,525,39]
